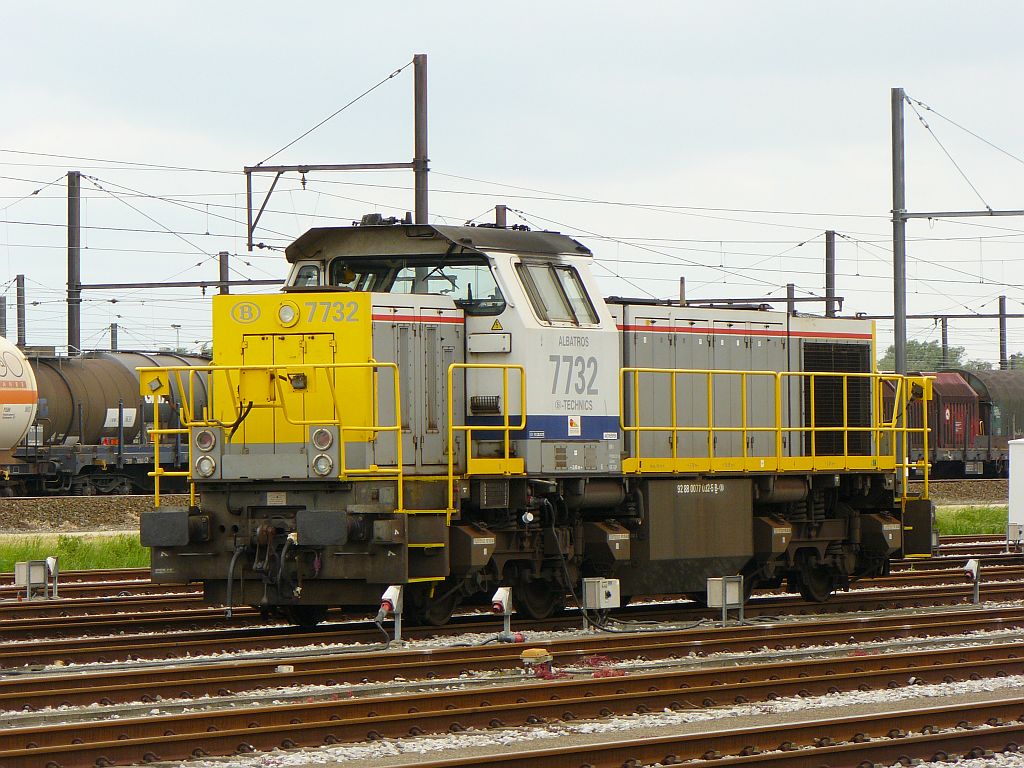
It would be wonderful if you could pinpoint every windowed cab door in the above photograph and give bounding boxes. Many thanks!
[465,252,621,476]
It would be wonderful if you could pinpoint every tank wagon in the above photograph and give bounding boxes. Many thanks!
[139,222,935,625]
[0,349,208,495]
[0,335,40,468]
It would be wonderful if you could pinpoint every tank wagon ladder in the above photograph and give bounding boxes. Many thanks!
[144,369,197,509]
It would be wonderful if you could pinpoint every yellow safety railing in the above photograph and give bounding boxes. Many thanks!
[141,361,403,508]
[619,368,931,497]
[447,363,527,515]
[148,402,193,510]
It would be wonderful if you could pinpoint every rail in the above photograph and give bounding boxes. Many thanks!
[619,368,931,497]
[446,363,527,516]
[140,361,402,508]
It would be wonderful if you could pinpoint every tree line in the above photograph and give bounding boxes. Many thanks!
[876,340,1024,371]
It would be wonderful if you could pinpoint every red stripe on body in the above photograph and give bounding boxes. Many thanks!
[616,324,871,340]
[372,313,465,324]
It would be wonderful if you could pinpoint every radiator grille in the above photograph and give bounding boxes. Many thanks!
[802,342,871,456]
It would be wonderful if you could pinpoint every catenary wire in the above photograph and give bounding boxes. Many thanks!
[905,96,992,211]
[257,60,413,166]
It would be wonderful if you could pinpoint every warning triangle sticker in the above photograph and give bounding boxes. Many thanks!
[491,319,503,331]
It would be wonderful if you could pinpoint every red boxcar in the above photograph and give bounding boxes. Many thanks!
[885,371,981,477]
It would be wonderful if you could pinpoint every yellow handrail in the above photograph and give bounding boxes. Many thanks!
[446,363,527,516]
[142,361,403,508]
[148,390,194,508]
[619,367,931,495]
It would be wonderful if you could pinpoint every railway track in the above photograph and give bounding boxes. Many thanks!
[0,532,999,584]
[0,579,1012,647]
[0,540,1020,766]
[0,535,1016,625]
[394,696,1024,768]
[1,558,1020,623]
[0,567,148,586]
[5,607,1024,767]
[4,602,1024,709]
[2,560,1024,649]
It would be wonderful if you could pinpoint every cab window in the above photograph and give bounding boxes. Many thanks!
[328,256,506,316]
[554,265,599,324]
[294,264,321,287]
[329,260,387,291]
[516,262,598,325]
[389,262,505,315]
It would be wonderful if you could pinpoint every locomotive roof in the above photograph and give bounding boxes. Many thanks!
[285,224,592,263]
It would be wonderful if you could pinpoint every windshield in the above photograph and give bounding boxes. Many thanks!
[328,256,505,315]
[516,261,599,325]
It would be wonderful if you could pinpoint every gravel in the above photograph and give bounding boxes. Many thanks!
[0,494,189,534]
[909,479,1008,506]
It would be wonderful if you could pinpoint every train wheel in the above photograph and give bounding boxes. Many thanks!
[283,605,328,628]
[410,583,461,627]
[516,579,563,620]
[794,566,836,603]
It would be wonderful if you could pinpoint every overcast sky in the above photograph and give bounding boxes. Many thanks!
[2,2,1024,363]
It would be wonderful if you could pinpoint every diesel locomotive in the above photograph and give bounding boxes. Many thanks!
[139,221,935,625]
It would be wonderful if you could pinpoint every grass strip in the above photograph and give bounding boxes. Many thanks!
[0,533,148,572]
[935,505,1009,536]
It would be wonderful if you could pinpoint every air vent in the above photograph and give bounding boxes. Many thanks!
[470,396,501,415]
[802,342,871,456]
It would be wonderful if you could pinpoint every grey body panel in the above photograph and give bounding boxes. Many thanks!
[371,306,465,473]
[617,303,874,464]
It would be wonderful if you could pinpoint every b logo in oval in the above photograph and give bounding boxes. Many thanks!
[231,302,261,324]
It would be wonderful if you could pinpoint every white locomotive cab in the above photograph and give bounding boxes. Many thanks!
[465,251,621,473]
